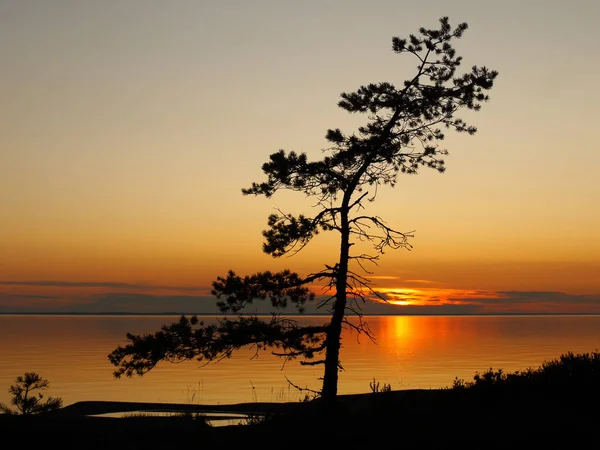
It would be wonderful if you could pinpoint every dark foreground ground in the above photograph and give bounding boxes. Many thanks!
[1,385,599,449]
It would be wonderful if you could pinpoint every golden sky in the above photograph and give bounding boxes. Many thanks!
[1,1,599,314]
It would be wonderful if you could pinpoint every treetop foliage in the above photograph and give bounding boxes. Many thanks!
[243,17,497,203]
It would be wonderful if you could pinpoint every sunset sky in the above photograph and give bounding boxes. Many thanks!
[2,0,599,314]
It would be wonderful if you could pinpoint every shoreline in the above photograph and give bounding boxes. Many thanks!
[55,388,444,417]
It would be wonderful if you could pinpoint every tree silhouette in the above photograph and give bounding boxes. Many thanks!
[109,17,498,403]
[0,372,63,415]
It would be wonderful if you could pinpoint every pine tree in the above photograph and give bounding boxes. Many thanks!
[0,372,63,415]
[109,17,498,403]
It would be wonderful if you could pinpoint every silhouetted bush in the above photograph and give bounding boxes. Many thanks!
[452,351,600,394]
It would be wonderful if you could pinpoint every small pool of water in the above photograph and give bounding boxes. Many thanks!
[87,410,262,427]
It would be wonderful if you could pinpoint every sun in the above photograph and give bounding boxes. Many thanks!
[375,287,423,306]
[388,300,412,306]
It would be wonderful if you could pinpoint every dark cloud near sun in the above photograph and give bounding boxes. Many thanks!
[374,289,600,314]
[366,302,484,315]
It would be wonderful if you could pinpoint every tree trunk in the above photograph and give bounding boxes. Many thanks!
[321,206,350,403]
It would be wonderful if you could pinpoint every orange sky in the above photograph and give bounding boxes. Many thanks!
[1,1,599,314]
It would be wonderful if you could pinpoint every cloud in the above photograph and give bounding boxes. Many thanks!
[403,279,438,284]
[0,280,208,292]
[372,289,600,314]
[0,294,58,300]
[0,293,65,312]
[451,291,600,312]
[0,292,315,314]
[62,293,218,314]
[495,291,593,303]
[0,292,216,314]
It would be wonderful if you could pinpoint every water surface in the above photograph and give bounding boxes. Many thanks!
[1,315,599,407]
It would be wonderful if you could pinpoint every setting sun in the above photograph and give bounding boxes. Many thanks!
[375,288,423,306]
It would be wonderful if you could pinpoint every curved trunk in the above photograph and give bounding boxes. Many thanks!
[320,139,393,402]
[321,205,350,402]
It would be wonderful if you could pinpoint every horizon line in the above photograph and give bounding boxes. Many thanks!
[2,312,600,317]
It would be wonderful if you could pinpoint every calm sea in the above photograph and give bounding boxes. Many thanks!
[1,315,599,407]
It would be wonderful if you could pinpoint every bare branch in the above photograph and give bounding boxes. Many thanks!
[285,376,322,397]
